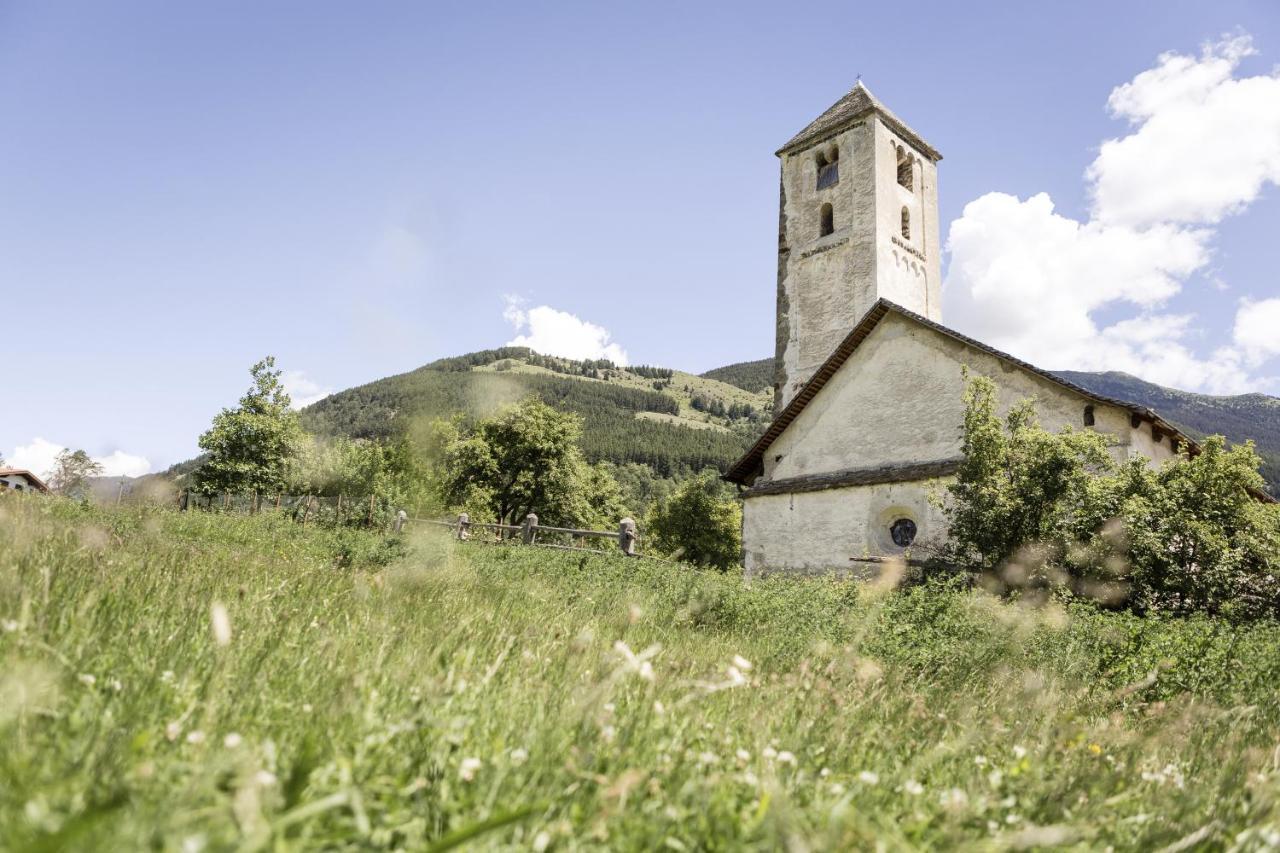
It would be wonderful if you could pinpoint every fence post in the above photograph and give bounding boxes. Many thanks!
[302,495,313,526]
[275,493,282,510]
[393,509,406,534]
[252,491,259,514]
[337,494,344,525]
[368,494,376,527]
[455,512,470,541]
[223,492,230,511]
[522,513,539,545]
[618,517,638,557]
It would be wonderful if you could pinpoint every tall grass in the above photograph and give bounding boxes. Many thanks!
[2,496,1280,849]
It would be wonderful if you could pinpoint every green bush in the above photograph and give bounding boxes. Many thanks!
[646,470,742,570]
[943,375,1280,619]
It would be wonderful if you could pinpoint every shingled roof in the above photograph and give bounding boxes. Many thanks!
[776,81,943,161]
[724,300,1275,503]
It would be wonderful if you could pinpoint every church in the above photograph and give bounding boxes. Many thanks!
[724,82,1196,575]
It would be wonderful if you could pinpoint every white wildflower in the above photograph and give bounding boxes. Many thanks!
[940,788,969,809]
[653,700,665,715]
[601,725,616,743]
[459,757,482,782]
[301,703,313,714]
[974,755,988,767]
[726,666,748,687]
[165,721,182,741]
[697,751,718,766]
[532,831,552,852]
[613,640,660,682]
[988,770,1005,788]
[903,779,924,796]
[1013,745,1027,759]
[735,748,751,766]
[109,679,123,692]
[78,673,96,687]
[820,767,831,778]
[223,733,243,749]
[510,747,529,765]
[186,730,206,745]
[210,602,232,646]
[603,702,615,714]
[742,771,759,786]
[732,655,753,671]
[1,619,18,632]
[858,770,880,785]
[762,746,777,760]
[1006,813,1022,824]
[777,751,797,766]
[254,770,278,786]
[161,670,175,683]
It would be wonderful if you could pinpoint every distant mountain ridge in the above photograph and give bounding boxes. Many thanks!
[698,357,1280,494]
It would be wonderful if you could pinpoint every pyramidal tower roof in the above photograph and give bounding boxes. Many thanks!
[776,80,942,161]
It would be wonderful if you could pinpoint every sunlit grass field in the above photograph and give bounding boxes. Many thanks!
[4,497,1280,850]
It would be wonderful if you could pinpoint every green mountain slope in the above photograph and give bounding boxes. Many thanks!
[701,359,774,394]
[300,348,770,477]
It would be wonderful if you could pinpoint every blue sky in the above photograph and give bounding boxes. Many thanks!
[3,0,1278,475]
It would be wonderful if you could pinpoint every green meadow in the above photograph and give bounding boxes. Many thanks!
[3,497,1280,850]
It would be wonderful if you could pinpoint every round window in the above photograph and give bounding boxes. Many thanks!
[889,518,918,548]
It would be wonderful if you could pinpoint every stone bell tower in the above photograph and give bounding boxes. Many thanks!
[773,81,942,410]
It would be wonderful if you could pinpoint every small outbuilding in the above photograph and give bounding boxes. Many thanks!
[0,468,52,495]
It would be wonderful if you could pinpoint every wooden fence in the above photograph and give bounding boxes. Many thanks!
[177,490,386,526]
[178,491,649,558]
[415,512,647,558]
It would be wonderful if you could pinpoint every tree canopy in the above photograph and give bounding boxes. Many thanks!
[943,374,1280,619]
[49,449,103,498]
[193,357,305,495]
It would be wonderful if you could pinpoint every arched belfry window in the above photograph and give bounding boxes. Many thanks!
[819,203,834,237]
[900,207,910,240]
[816,145,840,189]
[896,146,913,191]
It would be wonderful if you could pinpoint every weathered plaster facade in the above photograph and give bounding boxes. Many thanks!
[739,312,1178,575]
[773,83,942,411]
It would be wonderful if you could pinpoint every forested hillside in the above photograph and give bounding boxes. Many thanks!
[701,358,773,394]
[300,348,770,477]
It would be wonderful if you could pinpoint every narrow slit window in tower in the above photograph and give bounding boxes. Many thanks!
[900,207,910,240]
[816,146,839,189]
[1083,405,1096,427]
[819,203,834,237]
[896,146,913,191]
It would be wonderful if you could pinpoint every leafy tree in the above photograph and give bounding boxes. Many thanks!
[646,470,742,570]
[441,398,623,528]
[49,449,103,498]
[193,357,305,495]
[942,374,1115,574]
[943,374,1280,619]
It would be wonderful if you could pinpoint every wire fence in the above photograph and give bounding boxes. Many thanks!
[178,490,388,527]
[413,513,656,559]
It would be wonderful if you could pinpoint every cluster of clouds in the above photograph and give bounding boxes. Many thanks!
[280,370,332,409]
[503,295,630,365]
[6,437,151,480]
[945,34,1280,394]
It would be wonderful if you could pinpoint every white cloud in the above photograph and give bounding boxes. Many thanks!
[503,296,629,365]
[1235,298,1280,365]
[7,438,151,480]
[945,34,1280,394]
[95,451,152,479]
[280,370,332,409]
[1089,35,1280,227]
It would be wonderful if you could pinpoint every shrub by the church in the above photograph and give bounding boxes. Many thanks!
[943,375,1280,620]
[646,471,742,570]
